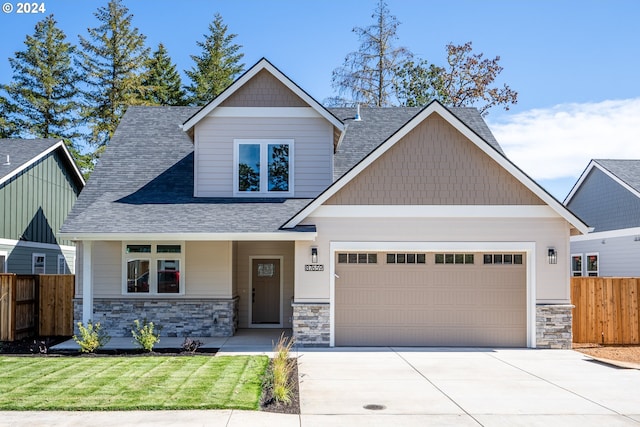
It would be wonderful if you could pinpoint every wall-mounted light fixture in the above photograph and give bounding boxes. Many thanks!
[548,247,557,264]
[311,247,318,264]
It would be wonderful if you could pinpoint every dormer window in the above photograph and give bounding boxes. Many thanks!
[234,139,293,196]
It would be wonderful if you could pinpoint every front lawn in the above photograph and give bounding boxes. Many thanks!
[0,355,269,411]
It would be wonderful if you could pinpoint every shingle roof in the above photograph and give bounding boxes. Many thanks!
[0,138,61,181]
[61,104,505,236]
[61,107,312,235]
[329,106,504,179]
[594,159,640,194]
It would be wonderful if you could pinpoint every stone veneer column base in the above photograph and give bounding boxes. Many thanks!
[73,297,239,338]
[292,302,330,347]
[536,304,573,349]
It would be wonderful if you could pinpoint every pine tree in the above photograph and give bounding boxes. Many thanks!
[4,15,81,141]
[78,0,150,147]
[185,13,244,106]
[330,0,412,107]
[141,43,186,106]
[0,95,19,138]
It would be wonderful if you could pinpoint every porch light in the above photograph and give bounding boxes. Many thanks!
[548,248,557,264]
[311,247,318,264]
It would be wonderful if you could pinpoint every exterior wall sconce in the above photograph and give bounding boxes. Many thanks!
[548,248,557,264]
[311,247,318,264]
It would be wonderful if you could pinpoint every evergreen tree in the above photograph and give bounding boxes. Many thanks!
[185,13,244,105]
[78,0,150,147]
[0,95,19,138]
[4,15,81,141]
[141,43,186,106]
[330,0,412,107]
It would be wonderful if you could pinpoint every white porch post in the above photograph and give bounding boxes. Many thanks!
[82,241,93,324]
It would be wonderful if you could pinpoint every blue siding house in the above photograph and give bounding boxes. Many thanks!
[0,139,85,274]
[565,159,640,276]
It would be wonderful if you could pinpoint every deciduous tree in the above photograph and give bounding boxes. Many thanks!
[330,0,412,107]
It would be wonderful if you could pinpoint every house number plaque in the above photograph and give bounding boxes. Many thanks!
[305,264,324,271]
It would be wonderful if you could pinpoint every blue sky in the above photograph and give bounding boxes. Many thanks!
[1,0,639,199]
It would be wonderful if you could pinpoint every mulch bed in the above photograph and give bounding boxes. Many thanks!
[1,336,301,414]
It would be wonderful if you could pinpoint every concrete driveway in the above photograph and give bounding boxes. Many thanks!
[296,347,640,426]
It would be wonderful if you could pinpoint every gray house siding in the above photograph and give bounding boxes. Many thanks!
[566,167,640,232]
[0,149,81,246]
[0,241,75,274]
[571,236,640,277]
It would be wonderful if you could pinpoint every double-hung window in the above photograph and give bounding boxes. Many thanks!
[234,139,293,196]
[124,243,183,295]
[32,253,45,274]
[586,253,599,277]
[571,254,583,276]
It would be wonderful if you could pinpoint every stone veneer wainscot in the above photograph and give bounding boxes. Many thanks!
[292,302,330,346]
[73,297,239,337]
[536,304,573,349]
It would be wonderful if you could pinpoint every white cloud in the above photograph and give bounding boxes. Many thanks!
[488,98,640,181]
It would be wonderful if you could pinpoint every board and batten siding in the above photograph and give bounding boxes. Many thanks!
[194,116,333,198]
[0,149,81,247]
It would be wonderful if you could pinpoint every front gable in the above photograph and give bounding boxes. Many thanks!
[219,69,308,107]
[565,161,640,232]
[325,113,544,206]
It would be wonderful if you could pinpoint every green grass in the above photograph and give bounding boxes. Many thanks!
[0,355,269,411]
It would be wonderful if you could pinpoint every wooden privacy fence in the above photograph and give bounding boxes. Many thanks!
[571,277,640,344]
[0,274,74,341]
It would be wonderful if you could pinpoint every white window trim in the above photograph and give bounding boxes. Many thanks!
[57,254,67,274]
[571,253,583,277]
[0,250,7,273]
[233,139,294,197]
[32,253,46,274]
[586,252,599,277]
[122,242,185,296]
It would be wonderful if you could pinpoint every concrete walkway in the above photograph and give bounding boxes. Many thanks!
[4,342,640,426]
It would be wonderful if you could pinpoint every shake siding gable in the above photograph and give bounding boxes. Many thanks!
[219,69,307,107]
[325,114,545,206]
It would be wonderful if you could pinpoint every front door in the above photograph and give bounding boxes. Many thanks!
[251,259,280,324]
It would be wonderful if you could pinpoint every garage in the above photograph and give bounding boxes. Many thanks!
[334,251,527,347]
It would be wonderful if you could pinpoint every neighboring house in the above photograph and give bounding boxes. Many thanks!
[565,159,640,277]
[0,139,85,275]
[60,58,588,349]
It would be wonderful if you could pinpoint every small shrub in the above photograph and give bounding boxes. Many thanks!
[73,321,110,353]
[131,319,161,352]
[271,332,295,404]
[181,337,202,353]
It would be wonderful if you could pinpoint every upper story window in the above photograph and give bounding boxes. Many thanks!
[234,139,293,196]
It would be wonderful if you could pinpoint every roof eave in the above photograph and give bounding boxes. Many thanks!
[58,231,318,242]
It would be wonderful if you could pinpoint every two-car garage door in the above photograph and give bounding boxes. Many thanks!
[335,252,527,347]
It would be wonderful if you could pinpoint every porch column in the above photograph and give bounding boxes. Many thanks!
[82,241,93,324]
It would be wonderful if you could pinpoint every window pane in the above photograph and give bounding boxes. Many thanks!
[368,253,377,264]
[358,253,368,264]
[386,253,396,264]
[407,253,416,264]
[435,254,444,264]
[126,245,150,253]
[513,254,523,265]
[484,254,493,264]
[493,254,503,264]
[503,254,512,264]
[238,144,260,191]
[396,253,406,264]
[454,254,464,264]
[127,260,149,293]
[338,253,348,264]
[445,254,454,264]
[587,255,598,272]
[158,260,180,293]
[416,254,426,264]
[348,253,358,264]
[157,245,181,253]
[465,254,474,264]
[268,144,289,192]
[33,255,45,274]
[572,256,582,271]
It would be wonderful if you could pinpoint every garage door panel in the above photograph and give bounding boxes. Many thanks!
[335,252,526,347]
